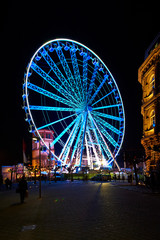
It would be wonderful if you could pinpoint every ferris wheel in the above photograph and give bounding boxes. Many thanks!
[23,39,125,170]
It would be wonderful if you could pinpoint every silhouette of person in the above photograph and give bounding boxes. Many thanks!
[19,176,28,203]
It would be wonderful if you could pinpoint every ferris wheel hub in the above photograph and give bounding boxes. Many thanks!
[87,105,93,112]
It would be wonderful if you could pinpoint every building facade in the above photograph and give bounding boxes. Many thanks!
[32,129,54,169]
[138,36,160,173]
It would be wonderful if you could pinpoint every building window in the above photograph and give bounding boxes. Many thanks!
[150,74,155,93]
[151,151,155,161]
[46,133,51,139]
[150,110,155,128]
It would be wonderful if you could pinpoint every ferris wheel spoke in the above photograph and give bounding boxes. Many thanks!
[85,140,94,167]
[70,49,83,101]
[95,119,119,148]
[71,111,88,167]
[90,113,120,170]
[86,128,101,167]
[59,115,82,164]
[41,48,78,103]
[93,104,122,110]
[88,74,108,105]
[59,124,76,162]
[56,47,78,99]
[27,82,76,108]
[69,115,85,165]
[83,54,88,101]
[92,89,115,106]
[92,110,123,122]
[88,113,111,161]
[79,111,88,166]
[87,64,99,101]
[51,115,79,147]
[29,105,78,112]
[85,134,91,167]
[31,62,77,104]
[96,134,112,161]
[106,159,114,167]
[37,113,77,130]
[92,114,121,135]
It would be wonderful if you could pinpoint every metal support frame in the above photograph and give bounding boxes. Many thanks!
[24,39,125,171]
[31,62,77,105]
[27,82,76,108]
[79,111,88,167]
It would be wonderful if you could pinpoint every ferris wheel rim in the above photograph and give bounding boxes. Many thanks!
[24,38,125,168]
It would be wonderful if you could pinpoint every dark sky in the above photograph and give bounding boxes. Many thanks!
[0,0,159,164]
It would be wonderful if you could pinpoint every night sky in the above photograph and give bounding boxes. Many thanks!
[0,0,159,164]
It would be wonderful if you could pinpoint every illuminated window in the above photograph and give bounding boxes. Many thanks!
[150,110,155,128]
[150,75,155,93]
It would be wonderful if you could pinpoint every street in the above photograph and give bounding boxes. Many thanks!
[0,181,159,240]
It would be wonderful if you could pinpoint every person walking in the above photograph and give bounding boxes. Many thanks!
[0,174,3,191]
[5,178,10,190]
[19,176,28,203]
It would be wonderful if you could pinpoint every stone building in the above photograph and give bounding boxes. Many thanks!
[32,129,54,169]
[138,34,160,173]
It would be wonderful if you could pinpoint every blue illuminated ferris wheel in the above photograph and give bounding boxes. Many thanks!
[23,39,125,170]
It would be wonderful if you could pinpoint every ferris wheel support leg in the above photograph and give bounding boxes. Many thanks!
[85,135,91,167]
[61,115,81,165]
[69,116,85,167]
[88,114,108,167]
[87,130,101,168]
[79,111,88,167]
[50,117,78,147]
[90,113,120,171]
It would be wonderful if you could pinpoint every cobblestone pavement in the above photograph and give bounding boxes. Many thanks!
[0,181,160,240]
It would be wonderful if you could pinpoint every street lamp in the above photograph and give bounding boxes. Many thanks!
[48,143,51,184]
[33,136,42,199]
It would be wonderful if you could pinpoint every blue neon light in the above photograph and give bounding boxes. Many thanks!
[23,38,125,170]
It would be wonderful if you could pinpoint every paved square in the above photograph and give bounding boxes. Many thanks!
[0,181,160,240]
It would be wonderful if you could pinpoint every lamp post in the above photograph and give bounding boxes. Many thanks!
[48,143,51,184]
[33,136,42,199]
[39,138,41,198]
